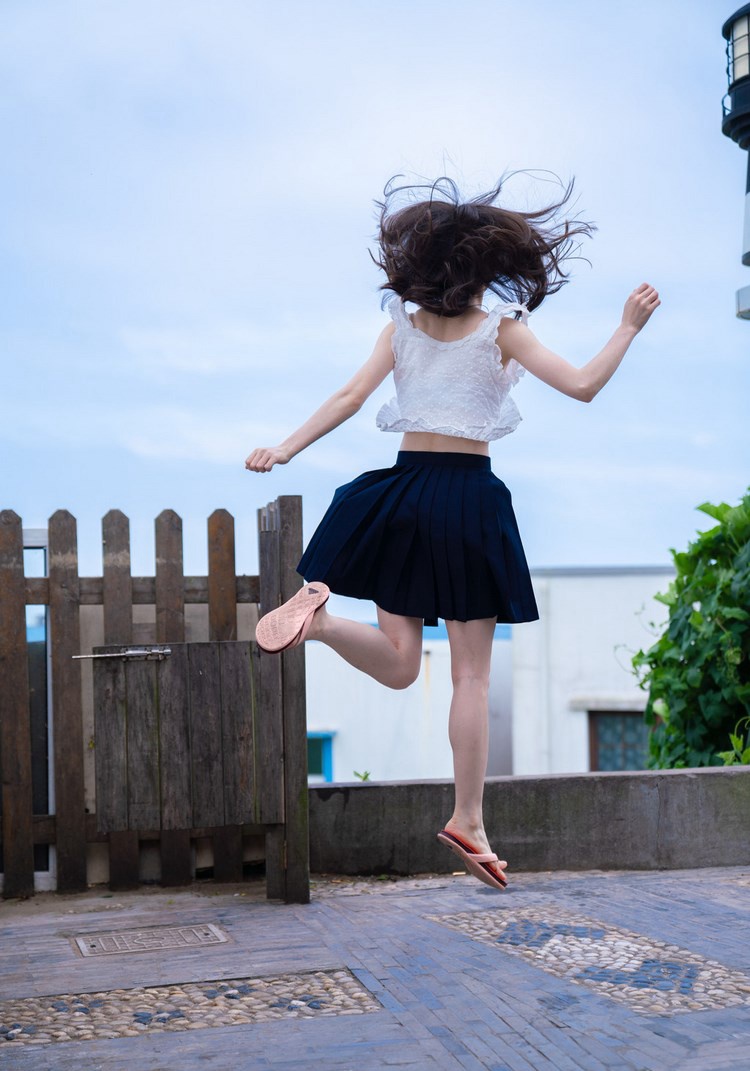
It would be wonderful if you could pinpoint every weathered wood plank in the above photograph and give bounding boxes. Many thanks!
[158,644,191,830]
[0,813,268,847]
[125,659,160,830]
[159,827,192,886]
[188,643,224,828]
[155,510,185,644]
[0,510,35,897]
[24,577,49,604]
[48,510,87,891]
[256,527,284,826]
[100,513,138,884]
[26,575,260,606]
[27,642,49,818]
[208,510,236,641]
[154,511,190,883]
[220,642,254,824]
[93,651,129,833]
[102,511,133,645]
[212,825,243,883]
[277,496,304,604]
[280,646,310,903]
[278,496,310,904]
[264,826,286,901]
[108,830,140,890]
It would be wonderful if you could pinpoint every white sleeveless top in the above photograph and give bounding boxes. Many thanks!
[376,297,529,442]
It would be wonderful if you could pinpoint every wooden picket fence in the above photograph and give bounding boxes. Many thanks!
[0,498,309,903]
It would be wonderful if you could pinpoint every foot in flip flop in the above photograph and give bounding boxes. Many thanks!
[255,582,330,653]
[437,828,508,890]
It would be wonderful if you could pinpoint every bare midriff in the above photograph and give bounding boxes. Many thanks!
[399,431,490,455]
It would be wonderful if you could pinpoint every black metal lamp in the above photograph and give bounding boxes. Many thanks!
[722,5,750,317]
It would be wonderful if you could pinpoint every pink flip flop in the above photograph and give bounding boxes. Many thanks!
[437,829,508,890]
[255,582,330,653]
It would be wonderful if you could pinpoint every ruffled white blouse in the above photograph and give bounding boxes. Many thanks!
[376,297,529,442]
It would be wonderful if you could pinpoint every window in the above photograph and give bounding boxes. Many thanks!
[307,732,334,784]
[589,711,650,772]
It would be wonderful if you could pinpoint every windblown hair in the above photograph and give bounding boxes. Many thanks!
[373,174,595,317]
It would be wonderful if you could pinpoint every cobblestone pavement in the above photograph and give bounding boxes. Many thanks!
[1,866,749,1070]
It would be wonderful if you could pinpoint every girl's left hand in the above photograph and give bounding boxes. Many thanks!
[245,446,290,472]
[622,283,660,333]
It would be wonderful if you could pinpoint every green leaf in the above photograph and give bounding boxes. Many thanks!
[654,589,677,608]
[722,607,750,622]
[635,487,750,769]
[652,698,668,719]
[686,667,702,689]
[697,501,731,523]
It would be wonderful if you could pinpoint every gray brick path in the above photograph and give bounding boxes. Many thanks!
[2,865,749,1070]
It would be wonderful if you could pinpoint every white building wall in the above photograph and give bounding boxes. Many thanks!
[512,567,674,776]
[304,567,672,783]
[305,635,513,783]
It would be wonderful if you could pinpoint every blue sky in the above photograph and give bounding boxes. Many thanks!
[2,0,748,601]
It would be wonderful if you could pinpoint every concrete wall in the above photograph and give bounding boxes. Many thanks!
[309,767,750,875]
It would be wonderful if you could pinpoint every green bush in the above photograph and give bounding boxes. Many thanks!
[632,490,750,768]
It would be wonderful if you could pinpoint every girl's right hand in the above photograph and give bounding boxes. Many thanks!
[622,283,660,333]
[245,446,291,473]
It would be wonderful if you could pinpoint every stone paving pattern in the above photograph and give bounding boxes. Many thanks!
[429,904,750,1015]
[0,968,378,1045]
[1,865,750,1070]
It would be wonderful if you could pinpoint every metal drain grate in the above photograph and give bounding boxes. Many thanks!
[73,923,228,957]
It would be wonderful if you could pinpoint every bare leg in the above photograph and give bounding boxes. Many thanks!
[306,603,423,690]
[443,617,507,869]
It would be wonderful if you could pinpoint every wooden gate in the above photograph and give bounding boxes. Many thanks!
[0,498,309,903]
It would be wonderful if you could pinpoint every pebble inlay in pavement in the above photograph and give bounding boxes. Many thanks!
[0,969,380,1046]
[428,905,750,1016]
[73,923,228,957]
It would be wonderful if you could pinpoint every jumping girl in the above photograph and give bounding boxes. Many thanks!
[245,175,660,891]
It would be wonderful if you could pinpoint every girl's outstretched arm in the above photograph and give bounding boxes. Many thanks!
[499,283,660,402]
[245,323,396,472]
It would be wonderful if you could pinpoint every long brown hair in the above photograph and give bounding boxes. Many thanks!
[373,174,595,317]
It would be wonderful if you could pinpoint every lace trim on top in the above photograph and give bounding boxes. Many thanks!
[389,298,528,344]
[389,298,527,382]
[375,397,522,442]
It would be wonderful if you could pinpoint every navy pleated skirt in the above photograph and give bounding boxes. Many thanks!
[297,451,539,627]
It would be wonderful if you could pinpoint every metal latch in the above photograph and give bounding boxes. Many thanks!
[73,646,172,662]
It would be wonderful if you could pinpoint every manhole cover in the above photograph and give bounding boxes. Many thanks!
[73,923,228,957]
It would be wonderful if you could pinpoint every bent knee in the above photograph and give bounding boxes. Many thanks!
[389,661,421,690]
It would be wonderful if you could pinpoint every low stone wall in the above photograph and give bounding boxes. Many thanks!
[308,767,750,874]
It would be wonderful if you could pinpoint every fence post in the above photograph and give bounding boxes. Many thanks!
[278,496,309,904]
[154,510,191,887]
[208,510,243,881]
[101,510,139,890]
[0,511,35,898]
[257,504,285,898]
[48,510,87,892]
